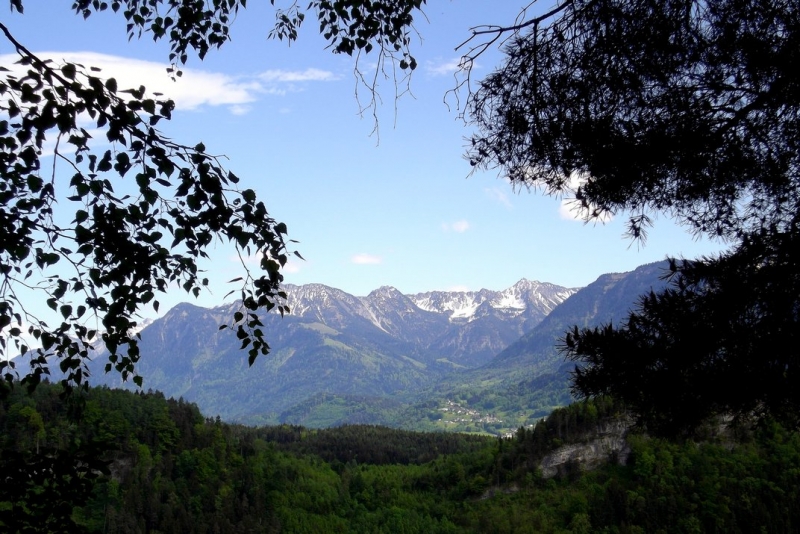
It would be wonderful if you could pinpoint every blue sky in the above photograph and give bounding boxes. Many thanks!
[2,2,729,320]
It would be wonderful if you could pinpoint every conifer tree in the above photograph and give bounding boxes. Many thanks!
[460,0,799,433]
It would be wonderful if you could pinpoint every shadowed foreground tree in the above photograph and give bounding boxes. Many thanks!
[0,0,424,395]
[459,0,799,434]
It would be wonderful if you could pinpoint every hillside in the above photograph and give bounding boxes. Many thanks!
[3,383,799,533]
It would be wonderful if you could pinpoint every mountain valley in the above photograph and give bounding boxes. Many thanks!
[13,262,672,434]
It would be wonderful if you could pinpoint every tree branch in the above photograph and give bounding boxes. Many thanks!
[454,1,574,53]
[0,22,70,89]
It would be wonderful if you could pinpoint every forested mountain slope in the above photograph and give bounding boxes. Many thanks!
[2,383,799,533]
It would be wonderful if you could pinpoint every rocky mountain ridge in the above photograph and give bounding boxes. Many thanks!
[283,278,577,327]
[408,279,574,322]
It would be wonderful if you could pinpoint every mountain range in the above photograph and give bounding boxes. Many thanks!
[13,262,673,432]
[57,278,576,420]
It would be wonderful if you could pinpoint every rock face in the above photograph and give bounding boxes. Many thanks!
[281,279,579,368]
[410,279,576,324]
[539,418,633,478]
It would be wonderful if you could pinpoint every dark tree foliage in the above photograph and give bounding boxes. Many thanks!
[459,0,800,433]
[568,231,800,434]
[465,0,799,242]
[0,447,108,533]
[264,423,492,465]
[0,0,425,395]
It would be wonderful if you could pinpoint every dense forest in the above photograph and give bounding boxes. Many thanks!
[2,383,800,533]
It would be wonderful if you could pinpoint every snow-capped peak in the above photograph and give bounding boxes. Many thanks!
[409,279,577,322]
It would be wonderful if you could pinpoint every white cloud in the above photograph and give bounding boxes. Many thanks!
[35,52,258,109]
[282,260,303,274]
[2,318,44,356]
[558,172,614,223]
[259,68,338,82]
[558,200,613,223]
[442,220,470,233]
[229,104,252,116]
[452,220,470,233]
[36,127,106,158]
[425,57,473,77]
[0,52,337,115]
[351,253,382,265]
[485,187,513,209]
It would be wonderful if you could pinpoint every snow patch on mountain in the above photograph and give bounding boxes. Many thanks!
[214,279,578,330]
[409,279,578,322]
[450,302,480,319]
[129,317,155,336]
[492,293,526,311]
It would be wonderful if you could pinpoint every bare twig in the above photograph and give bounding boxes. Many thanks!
[446,1,575,117]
